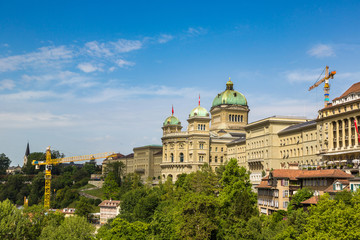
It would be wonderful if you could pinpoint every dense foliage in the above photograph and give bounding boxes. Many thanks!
[97,159,360,240]
[2,158,360,239]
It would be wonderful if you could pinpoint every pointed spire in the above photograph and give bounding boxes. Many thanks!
[172,105,174,115]
[25,142,30,157]
[199,94,200,106]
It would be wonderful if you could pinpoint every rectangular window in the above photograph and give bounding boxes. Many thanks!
[283,201,289,208]
[283,190,289,198]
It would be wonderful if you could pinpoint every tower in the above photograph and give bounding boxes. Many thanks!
[210,78,249,133]
[23,142,30,166]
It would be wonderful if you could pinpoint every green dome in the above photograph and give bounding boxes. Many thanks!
[189,105,209,118]
[212,80,247,107]
[163,115,180,126]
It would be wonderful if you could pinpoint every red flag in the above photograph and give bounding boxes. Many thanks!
[172,105,174,115]
[199,94,200,106]
[354,119,360,143]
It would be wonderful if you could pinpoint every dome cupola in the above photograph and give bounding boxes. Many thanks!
[163,105,181,126]
[212,78,247,108]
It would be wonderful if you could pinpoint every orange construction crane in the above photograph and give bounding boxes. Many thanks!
[32,146,114,209]
[308,66,336,107]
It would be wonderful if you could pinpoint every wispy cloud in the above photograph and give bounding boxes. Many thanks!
[0,90,64,101]
[0,46,73,72]
[22,71,96,88]
[157,34,174,44]
[116,59,135,68]
[307,44,335,58]
[186,27,207,37]
[77,62,103,73]
[84,39,142,58]
[0,112,76,128]
[0,79,15,90]
[284,68,322,83]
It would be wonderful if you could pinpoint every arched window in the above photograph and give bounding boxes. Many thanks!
[221,156,223,163]
[232,115,234,122]
[171,153,174,162]
[215,156,218,163]
[229,115,231,121]
[180,153,184,162]
[241,115,243,122]
[235,115,238,122]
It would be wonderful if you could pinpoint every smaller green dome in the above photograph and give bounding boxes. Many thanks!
[163,115,180,126]
[189,105,209,118]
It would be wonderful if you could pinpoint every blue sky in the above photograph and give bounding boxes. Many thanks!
[1,1,360,165]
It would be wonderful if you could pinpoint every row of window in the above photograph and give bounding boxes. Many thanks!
[229,114,244,122]
[197,124,206,130]
[280,145,318,158]
[280,133,317,146]
[248,140,268,149]
[258,199,281,208]
[209,156,223,163]
[302,178,328,187]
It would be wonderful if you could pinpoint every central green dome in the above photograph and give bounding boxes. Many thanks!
[212,79,247,107]
[163,115,180,126]
[189,105,209,118]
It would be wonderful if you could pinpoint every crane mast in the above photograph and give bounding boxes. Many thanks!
[308,66,336,107]
[32,146,114,209]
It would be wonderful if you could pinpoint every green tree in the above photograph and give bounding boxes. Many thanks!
[219,158,257,220]
[218,159,258,238]
[288,187,313,211]
[176,193,219,240]
[182,164,219,195]
[0,199,32,239]
[103,172,120,199]
[40,215,95,240]
[104,161,125,186]
[76,197,94,218]
[0,153,11,175]
[97,217,149,240]
[297,194,360,240]
[335,190,353,205]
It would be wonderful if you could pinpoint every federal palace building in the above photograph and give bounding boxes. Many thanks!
[103,79,360,188]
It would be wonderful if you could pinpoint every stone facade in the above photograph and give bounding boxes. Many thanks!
[98,200,121,224]
[161,80,249,182]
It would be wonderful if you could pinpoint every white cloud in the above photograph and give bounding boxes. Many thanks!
[84,41,113,57]
[187,27,207,36]
[84,39,142,58]
[0,46,73,72]
[157,34,174,44]
[0,90,61,101]
[0,79,15,90]
[0,112,76,128]
[111,39,142,53]
[2,43,9,47]
[284,68,323,83]
[307,44,335,58]
[22,71,96,88]
[116,59,135,68]
[77,62,102,73]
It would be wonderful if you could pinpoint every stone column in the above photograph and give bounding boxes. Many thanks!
[342,119,346,149]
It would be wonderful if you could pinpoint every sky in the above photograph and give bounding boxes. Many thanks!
[1,0,360,166]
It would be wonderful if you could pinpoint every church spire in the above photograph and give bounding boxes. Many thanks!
[25,142,30,157]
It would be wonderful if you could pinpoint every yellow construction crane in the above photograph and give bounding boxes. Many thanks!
[32,146,114,209]
[308,66,336,107]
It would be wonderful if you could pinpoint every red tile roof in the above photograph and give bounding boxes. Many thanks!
[333,82,360,101]
[301,196,320,205]
[256,180,272,189]
[268,169,304,180]
[98,200,121,207]
[296,169,353,179]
